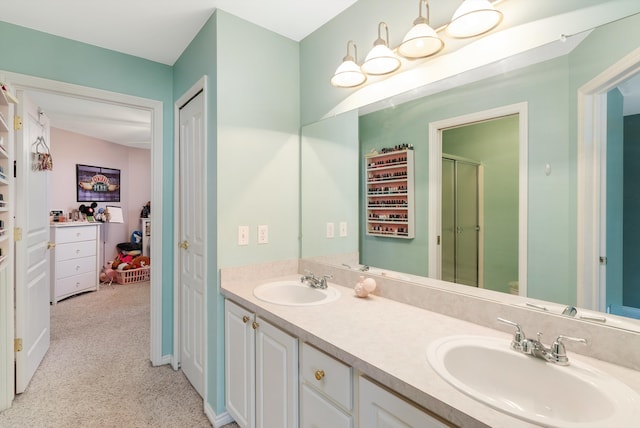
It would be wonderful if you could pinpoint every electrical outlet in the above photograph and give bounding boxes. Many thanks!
[258,225,268,244]
[238,225,249,246]
[326,222,335,238]
[339,221,347,237]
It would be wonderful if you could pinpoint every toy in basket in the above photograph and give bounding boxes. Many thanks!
[114,266,150,284]
[108,254,151,284]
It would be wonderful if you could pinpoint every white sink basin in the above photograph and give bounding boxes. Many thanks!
[427,335,640,427]
[253,280,340,306]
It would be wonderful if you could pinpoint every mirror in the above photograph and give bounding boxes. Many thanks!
[300,8,640,331]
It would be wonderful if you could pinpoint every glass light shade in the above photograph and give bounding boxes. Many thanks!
[398,22,444,59]
[362,44,401,75]
[447,0,503,38]
[331,59,366,88]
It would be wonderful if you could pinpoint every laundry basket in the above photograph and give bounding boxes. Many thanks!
[114,266,150,284]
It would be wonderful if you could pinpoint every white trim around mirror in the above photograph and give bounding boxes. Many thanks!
[428,102,529,296]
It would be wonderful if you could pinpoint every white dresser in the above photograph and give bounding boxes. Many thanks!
[50,223,101,304]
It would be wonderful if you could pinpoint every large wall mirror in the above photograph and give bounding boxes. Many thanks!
[300,7,640,332]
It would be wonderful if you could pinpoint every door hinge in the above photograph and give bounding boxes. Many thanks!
[14,115,22,131]
[437,235,441,245]
[14,338,23,352]
[14,227,22,242]
[600,256,607,265]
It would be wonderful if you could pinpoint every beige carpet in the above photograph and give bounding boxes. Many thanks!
[0,281,238,428]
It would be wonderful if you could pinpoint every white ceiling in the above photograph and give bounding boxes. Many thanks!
[3,1,640,148]
[1,0,358,65]
[2,0,358,147]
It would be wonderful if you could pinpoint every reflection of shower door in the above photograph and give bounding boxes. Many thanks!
[442,158,479,287]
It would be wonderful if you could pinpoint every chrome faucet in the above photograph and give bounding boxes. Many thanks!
[497,317,587,366]
[562,305,578,316]
[300,270,332,289]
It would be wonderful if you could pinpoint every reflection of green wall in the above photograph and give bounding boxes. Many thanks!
[624,114,640,308]
[443,117,519,293]
[358,12,640,306]
[359,55,573,304]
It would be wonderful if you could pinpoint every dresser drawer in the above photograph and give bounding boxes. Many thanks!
[301,343,353,411]
[54,225,97,244]
[55,240,97,262]
[55,256,96,279]
[54,271,97,300]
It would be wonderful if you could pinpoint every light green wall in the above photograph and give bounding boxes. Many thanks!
[173,10,300,413]
[301,111,359,258]
[0,20,176,352]
[443,117,519,294]
[360,56,575,304]
[172,12,222,412]
[216,11,300,269]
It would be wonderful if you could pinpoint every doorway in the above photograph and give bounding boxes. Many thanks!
[578,46,640,316]
[429,103,528,295]
[173,77,208,398]
[0,71,164,409]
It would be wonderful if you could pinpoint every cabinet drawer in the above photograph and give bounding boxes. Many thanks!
[301,343,352,410]
[54,271,97,299]
[55,240,97,262]
[56,256,96,279]
[54,225,97,244]
[301,383,352,428]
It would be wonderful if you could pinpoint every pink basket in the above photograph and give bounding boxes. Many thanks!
[114,267,150,284]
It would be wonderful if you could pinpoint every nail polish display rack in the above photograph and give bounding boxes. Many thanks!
[365,149,414,238]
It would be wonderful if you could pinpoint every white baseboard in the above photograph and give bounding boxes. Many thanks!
[204,401,235,427]
[156,354,172,367]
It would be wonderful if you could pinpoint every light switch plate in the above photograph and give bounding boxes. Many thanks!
[326,222,335,238]
[238,225,249,246]
[258,225,268,244]
[339,221,347,237]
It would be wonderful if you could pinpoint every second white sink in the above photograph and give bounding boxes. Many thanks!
[427,335,640,427]
[253,280,340,306]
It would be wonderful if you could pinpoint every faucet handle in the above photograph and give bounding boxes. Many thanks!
[551,335,588,365]
[497,317,526,349]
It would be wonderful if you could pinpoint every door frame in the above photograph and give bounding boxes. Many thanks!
[172,76,208,392]
[577,46,640,311]
[0,72,165,379]
[428,102,528,295]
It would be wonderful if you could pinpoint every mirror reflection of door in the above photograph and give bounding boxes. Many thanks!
[441,156,480,287]
[606,82,640,318]
[441,115,519,294]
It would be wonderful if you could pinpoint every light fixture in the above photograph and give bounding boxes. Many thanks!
[398,0,444,59]
[446,0,503,39]
[362,22,401,76]
[330,40,366,88]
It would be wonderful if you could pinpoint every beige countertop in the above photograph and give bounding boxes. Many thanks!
[221,274,640,427]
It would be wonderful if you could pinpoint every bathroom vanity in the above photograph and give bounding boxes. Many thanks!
[221,263,640,427]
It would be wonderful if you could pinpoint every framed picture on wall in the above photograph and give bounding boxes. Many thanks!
[76,164,121,202]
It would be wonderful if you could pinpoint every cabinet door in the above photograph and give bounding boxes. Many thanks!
[301,383,352,428]
[255,316,298,428]
[225,300,255,428]
[359,377,449,428]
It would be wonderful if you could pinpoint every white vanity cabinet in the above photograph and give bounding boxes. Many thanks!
[359,377,449,428]
[50,223,101,304]
[300,343,353,428]
[225,299,298,428]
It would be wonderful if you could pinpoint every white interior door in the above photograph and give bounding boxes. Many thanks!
[15,91,51,393]
[178,90,206,397]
